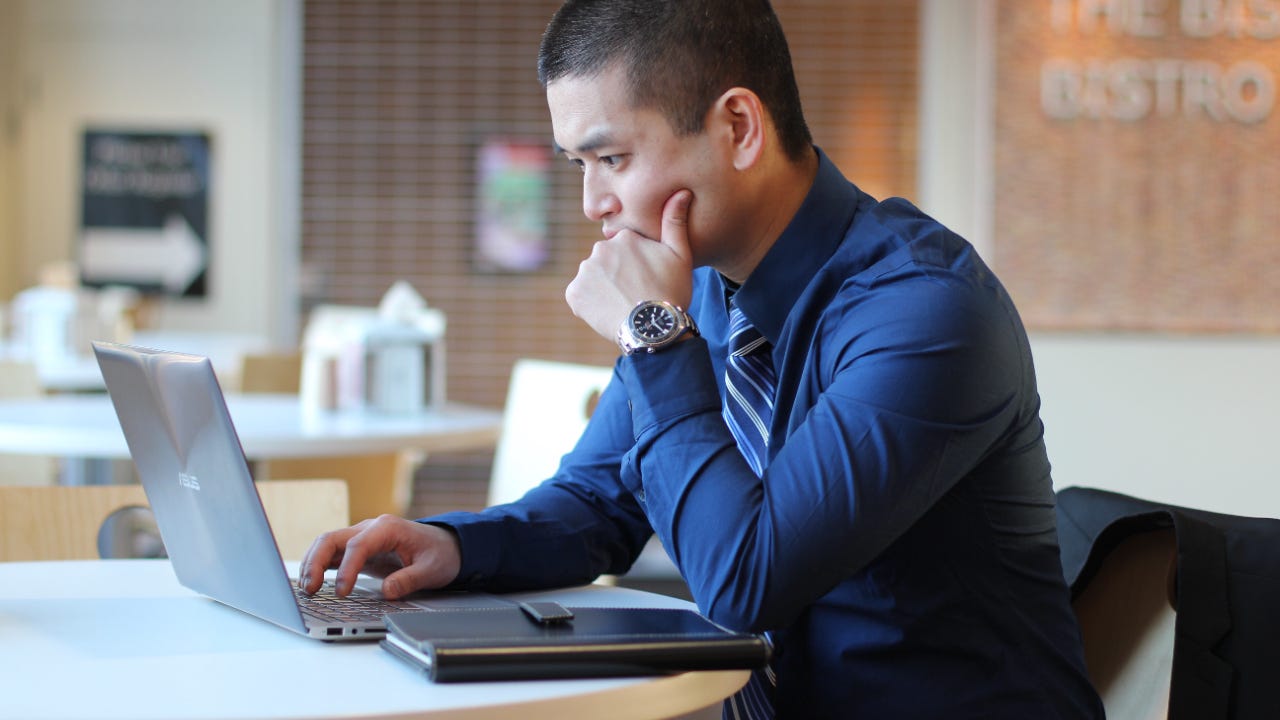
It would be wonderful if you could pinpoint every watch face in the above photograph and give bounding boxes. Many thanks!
[630,303,677,341]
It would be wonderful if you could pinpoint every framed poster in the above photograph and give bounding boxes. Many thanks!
[473,139,550,274]
[79,130,210,297]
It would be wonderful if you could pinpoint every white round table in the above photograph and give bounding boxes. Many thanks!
[0,560,745,720]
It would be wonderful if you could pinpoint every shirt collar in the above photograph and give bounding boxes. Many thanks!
[729,147,861,343]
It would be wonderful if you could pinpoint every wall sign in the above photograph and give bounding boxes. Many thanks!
[994,0,1280,333]
[79,130,210,297]
[1042,0,1278,123]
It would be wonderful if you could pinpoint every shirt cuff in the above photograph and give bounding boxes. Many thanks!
[418,513,499,589]
[617,337,722,437]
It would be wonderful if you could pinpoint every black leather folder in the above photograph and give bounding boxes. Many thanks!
[379,604,770,683]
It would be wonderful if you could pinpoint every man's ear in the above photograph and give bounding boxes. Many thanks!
[712,87,766,171]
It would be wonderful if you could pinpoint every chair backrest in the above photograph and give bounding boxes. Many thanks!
[239,351,303,394]
[0,359,42,397]
[0,479,349,562]
[0,360,58,486]
[487,358,613,507]
[1072,527,1176,720]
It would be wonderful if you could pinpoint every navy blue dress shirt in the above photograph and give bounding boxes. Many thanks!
[427,150,1104,718]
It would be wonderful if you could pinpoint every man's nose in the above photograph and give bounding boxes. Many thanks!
[581,171,620,222]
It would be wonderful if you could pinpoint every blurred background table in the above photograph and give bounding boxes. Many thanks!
[0,330,270,393]
[0,393,502,519]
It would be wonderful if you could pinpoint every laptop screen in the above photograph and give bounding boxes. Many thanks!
[93,341,308,635]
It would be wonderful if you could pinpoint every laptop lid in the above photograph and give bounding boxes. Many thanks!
[92,341,311,636]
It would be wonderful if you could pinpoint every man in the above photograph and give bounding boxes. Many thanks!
[300,1,1103,717]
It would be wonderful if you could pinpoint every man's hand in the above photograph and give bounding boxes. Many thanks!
[296,515,462,599]
[565,189,694,341]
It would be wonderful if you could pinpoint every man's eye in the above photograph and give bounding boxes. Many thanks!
[569,158,586,172]
[600,155,622,169]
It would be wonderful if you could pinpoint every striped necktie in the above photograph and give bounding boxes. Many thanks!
[721,299,777,720]
[723,302,776,476]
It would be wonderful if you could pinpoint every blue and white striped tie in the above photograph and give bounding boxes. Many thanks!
[721,299,777,720]
[723,303,776,476]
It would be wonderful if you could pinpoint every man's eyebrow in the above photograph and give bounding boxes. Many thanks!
[552,129,615,157]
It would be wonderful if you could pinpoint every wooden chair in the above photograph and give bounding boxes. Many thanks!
[238,351,304,394]
[0,479,349,562]
[0,359,58,486]
[1072,527,1176,720]
[240,351,418,522]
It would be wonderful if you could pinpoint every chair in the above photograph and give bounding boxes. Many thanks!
[0,359,58,486]
[239,351,303,394]
[0,479,349,562]
[1057,486,1280,720]
[487,358,615,506]
[1070,526,1176,720]
[487,358,687,596]
[239,351,418,523]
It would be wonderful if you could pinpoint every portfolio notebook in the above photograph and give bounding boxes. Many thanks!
[380,604,771,682]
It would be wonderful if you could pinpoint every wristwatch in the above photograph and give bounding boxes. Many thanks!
[616,300,699,355]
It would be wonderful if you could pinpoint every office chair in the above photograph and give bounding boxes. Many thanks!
[1057,486,1280,720]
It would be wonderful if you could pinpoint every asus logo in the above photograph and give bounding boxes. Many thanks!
[178,472,201,490]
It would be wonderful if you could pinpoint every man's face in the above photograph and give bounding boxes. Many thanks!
[547,65,734,267]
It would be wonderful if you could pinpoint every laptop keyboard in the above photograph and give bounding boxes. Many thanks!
[294,582,416,624]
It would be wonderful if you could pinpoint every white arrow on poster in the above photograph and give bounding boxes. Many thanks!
[80,214,206,294]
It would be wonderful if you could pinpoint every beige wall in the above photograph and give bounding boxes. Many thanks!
[0,2,22,304]
[4,0,298,343]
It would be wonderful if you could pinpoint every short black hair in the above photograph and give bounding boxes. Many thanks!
[538,0,813,163]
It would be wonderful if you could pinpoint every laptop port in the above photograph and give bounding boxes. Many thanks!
[327,628,342,636]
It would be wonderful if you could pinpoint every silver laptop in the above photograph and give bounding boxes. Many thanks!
[92,340,458,641]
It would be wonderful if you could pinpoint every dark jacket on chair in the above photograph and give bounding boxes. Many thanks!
[1055,486,1280,720]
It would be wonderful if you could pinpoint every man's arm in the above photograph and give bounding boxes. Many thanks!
[427,376,654,591]
[619,274,1034,632]
[299,375,653,597]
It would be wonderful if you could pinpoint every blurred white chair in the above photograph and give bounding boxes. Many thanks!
[0,359,58,486]
[487,358,614,507]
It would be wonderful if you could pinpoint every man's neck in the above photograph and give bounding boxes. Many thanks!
[718,147,820,286]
